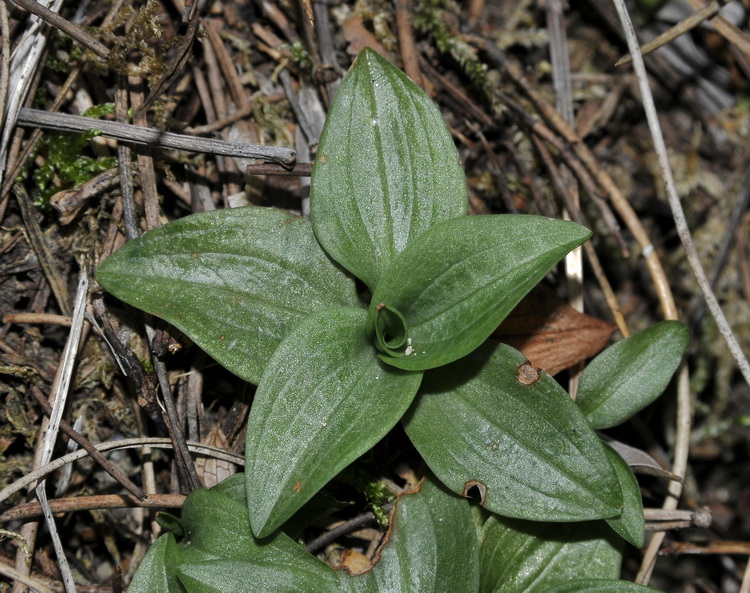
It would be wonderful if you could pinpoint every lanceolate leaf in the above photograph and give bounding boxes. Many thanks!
[369,215,591,371]
[127,534,185,593]
[96,207,359,385]
[245,307,423,537]
[310,47,468,290]
[602,444,645,549]
[576,321,690,430]
[131,473,478,593]
[403,342,622,522]
[338,477,479,593]
[479,516,622,593]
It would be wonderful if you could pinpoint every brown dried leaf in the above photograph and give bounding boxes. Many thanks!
[494,285,616,375]
[195,425,236,488]
[343,16,395,62]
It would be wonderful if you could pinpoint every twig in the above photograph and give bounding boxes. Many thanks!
[33,273,89,593]
[28,386,146,501]
[0,1,11,144]
[49,167,119,225]
[13,184,73,316]
[9,0,110,59]
[662,540,750,555]
[0,561,56,593]
[244,162,313,176]
[306,504,394,553]
[15,108,296,166]
[0,438,243,505]
[612,0,750,385]
[313,0,343,99]
[204,19,250,111]
[615,1,724,66]
[547,0,583,397]
[0,494,185,523]
[681,0,750,61]
[130,77,161,230]
[741,554,750,593]
[0,0,61,189]
[2,313,72,327]
[395,0,423,88]
[467,0,485,27]
[90,298,159,414]
[608,1,717,584]
[183,102,257,135]
[148,325,202,493]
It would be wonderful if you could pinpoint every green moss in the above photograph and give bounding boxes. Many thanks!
[17,103,118,206]
[413,0,504,114]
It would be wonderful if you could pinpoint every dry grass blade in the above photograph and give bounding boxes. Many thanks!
[32,272,88,593]
[615,1,723,66]
[9,0,109,59]
[611,0,750,387]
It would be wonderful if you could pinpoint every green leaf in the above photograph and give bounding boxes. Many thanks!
[127,533,185,593]
[541,579,662,593]
[603,443,645,548]
[177,559,343,593]
[338,476,479,593]
[245,307,423,537]
[176,475,344,593]
[96,207,359,384]
[479,516,622,593]
[310,47,468,290]
[576,321,689,429]
[403,342,623,522]
[369,215,591,371]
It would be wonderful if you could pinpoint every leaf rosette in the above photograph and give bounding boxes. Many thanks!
[95,49,689,589]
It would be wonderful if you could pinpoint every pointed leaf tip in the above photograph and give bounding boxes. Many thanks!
[245,307,422,537]
[577,320,690,429]
[371,215,592,371]
[310,47,468,290]
[96,207,359,385]
[404,342,623,522]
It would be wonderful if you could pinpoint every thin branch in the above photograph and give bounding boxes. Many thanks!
[306,504,394,554]
[395,0,423,88]
[615,1,724,66]
[28,386,146,501]
[612,0,750,386]
[0,494,185,523]
[9,0,110,58]
[0,438,244,505]
[0,561,56,593]
[15,108,297,166]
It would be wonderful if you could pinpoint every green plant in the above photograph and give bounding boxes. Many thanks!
[97,48,689,591]
[24,103,118,205]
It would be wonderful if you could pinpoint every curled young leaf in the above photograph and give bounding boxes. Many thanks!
[373,302,411,357]
[245,307,422,537]
[370,215,592,371]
